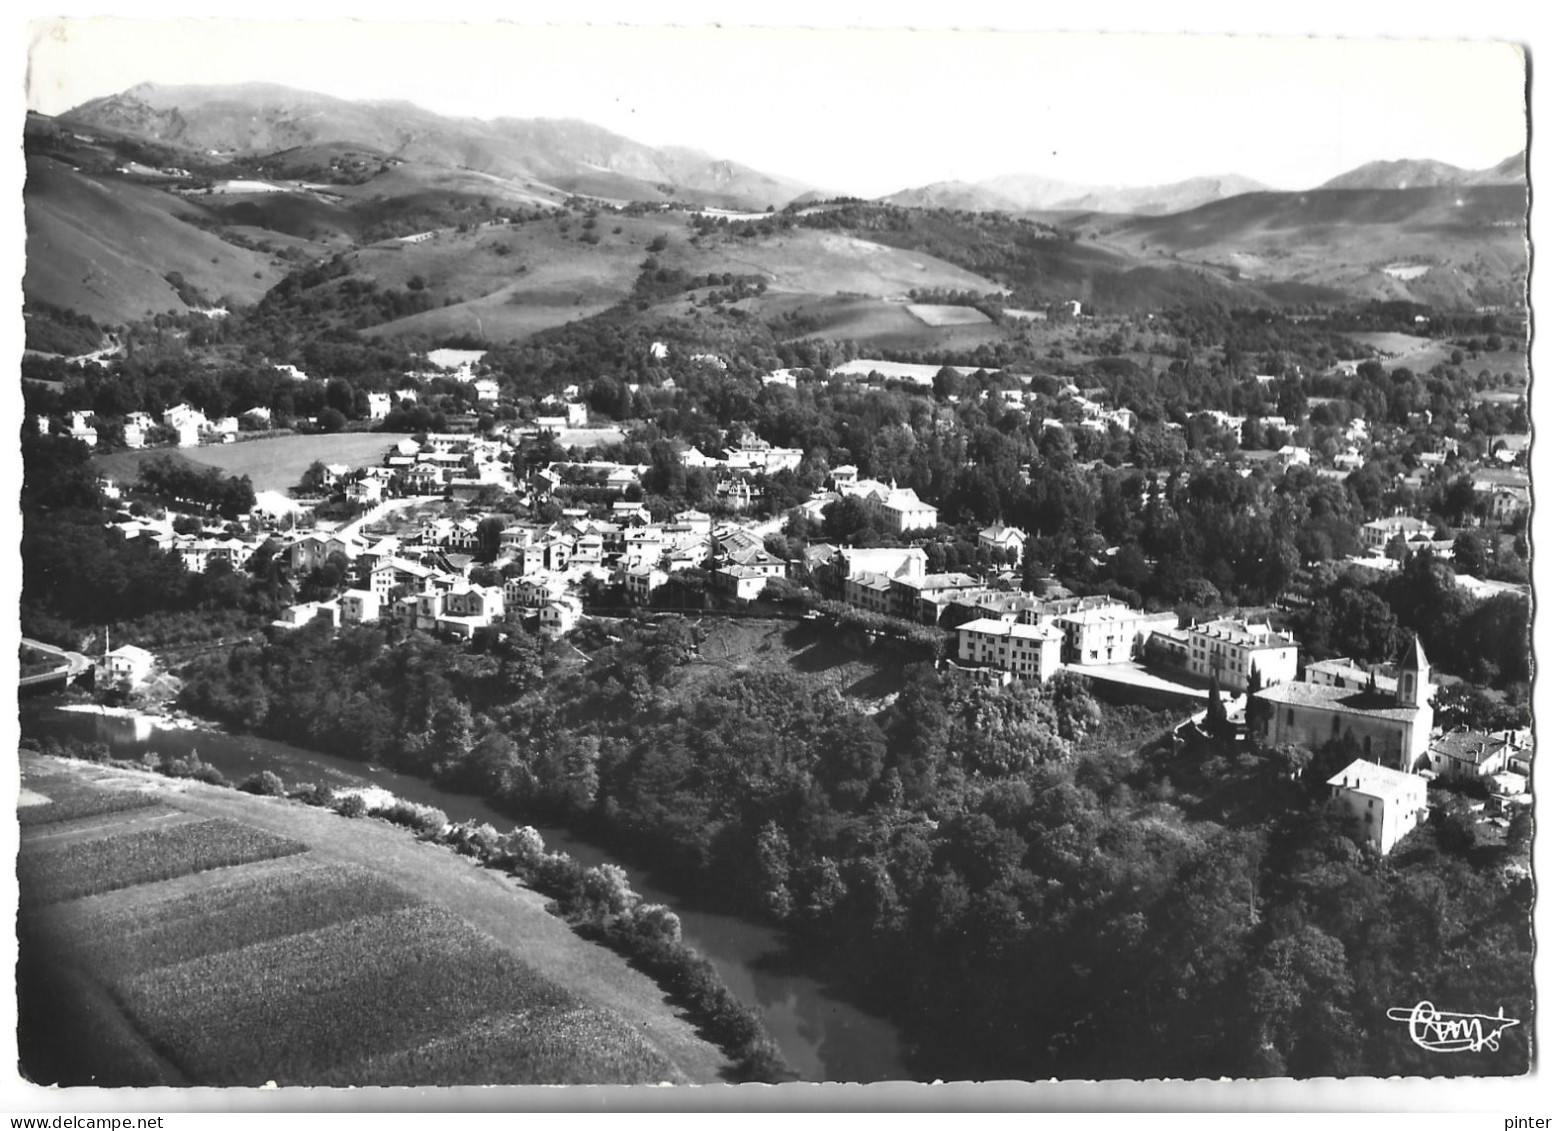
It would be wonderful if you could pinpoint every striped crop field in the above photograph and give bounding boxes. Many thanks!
[18,817,308,907]
[17,766,702,1086]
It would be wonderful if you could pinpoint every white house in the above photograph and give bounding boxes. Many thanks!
[100,644,155,686]
[1186,619,1299,693]
[366,393,393,420]
[341,589,383,625]
[540,595,584,637]
[977,523,1027,564]
[1360,515,1436,552]
[1327,759,1429,855]
[956,618,1064,681]
[1426,730,1517,782]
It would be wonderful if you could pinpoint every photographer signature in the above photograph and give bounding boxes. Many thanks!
[1386,1001,1520,1052]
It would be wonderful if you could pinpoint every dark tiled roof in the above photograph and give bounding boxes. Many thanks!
[1254,680,1423,722]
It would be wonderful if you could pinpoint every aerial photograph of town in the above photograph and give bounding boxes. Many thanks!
[8,12,1540,1113]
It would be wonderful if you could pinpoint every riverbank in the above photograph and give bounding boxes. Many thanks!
[18,751,735,1086]
[57,702,205,729]
[20,700,912,1081]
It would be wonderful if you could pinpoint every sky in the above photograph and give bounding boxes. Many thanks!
[22,15,1528,198]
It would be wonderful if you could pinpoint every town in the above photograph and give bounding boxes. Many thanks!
[16,44,1533,1092]
[32,321,1533,868]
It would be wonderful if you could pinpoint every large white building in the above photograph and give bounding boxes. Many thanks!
[1054,604,1176,666]
[956,618,1064,681]
[1327,758,1428,855]
[1186,619,1298,693]
[1360,515,1436,553]
[852,482,937,533]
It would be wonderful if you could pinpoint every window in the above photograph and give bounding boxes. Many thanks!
[1286,708,1294,726]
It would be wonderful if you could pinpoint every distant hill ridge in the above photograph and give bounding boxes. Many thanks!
[886,154,1524,216]
[59,81,819,211]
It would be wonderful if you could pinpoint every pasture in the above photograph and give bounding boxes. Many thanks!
[16,756,727,1086]
[1346,333,1528,380]
[763,294,1006,353]
[830,358,983,385]
[363,215,1001,343]
[906,303,992,327]
[94,432,410,494]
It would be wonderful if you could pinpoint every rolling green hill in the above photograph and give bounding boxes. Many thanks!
[60,82,816,211]
[23,155,285,325]
[1081,184,1528,308]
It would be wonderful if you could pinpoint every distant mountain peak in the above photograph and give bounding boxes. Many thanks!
[1317,154,1528,191]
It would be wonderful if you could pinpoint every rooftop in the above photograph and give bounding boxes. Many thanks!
[1327,758,1426,801]
[1255,680,1423,722]
[959,617,1063,641]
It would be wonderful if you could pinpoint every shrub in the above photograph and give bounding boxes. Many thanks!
[372,799,448,838]
[443,821,502,860]
[334,793,368,819]
[239,771,288,797]
[496,826,547,874]
[292,782,336,808]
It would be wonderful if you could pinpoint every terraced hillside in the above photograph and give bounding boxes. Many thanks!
[17,754,729,1087]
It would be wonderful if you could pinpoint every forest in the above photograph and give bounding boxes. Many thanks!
[174,613,1533,1079]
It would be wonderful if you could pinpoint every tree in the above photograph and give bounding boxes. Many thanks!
[1246,663,1272,737]
[297,460,329,496]
[1205,675,1231,745]
[475,516,507,562]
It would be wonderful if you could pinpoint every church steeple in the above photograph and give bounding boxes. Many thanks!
[1397,634,1431,710]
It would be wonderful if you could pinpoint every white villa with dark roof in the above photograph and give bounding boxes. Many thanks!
[977,523,1027,563]
[1360,515,1436,552]
[1254,637,1434,773]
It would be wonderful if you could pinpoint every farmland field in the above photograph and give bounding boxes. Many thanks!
[116,904,590,1085]
[93,432,412,493]
[905,303,992,327]
[17,783,162,827]
[16,755,728,1086]
[18,817,309,907]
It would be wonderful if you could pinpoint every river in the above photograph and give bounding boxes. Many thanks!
[19,702,910,1083]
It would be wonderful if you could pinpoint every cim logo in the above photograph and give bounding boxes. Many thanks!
[1386,1001,1521,1053]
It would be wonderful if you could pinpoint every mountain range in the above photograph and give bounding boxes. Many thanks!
[57,82,817,211]
[883,156,1524,216]
[22,81,1530,335]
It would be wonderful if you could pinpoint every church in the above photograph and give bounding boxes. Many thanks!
[1253,637,1434,773]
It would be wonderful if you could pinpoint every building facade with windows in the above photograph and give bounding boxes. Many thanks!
[1187,619,1298,693]
[1254,637,1434,773]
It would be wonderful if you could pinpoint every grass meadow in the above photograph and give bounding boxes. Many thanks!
[94,432,410,494]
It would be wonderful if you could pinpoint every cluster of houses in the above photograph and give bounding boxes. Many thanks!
[36,403,258,450]
[1039,382,1138,435]
[679,431,804,476]
[792,465,941,534]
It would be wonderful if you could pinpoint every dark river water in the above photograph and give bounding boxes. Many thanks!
[19,702,910,1083]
